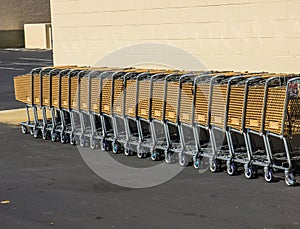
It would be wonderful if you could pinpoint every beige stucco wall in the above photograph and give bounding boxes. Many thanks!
[50,0,300,72]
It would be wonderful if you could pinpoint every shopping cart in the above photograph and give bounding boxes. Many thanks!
[211,74,255,175]
[48,68,73,142]
[15,67,41,135]
[192,72,234,172]
[124,70,169,158]
[124,71,151,158]
[151,72,194,164]
[100,69,136,152]
[177,72,204,168]
[133,72,165,160]
[79,67,118,149]
[87,69,109,149]
[68,69,92,146]
[113,70,153,156]
[35,67,62,140]
[261,75,300,185]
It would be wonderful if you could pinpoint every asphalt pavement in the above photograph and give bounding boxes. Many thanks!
[0,48,53,110]
[0,49,299,229]
[1,124,300,229]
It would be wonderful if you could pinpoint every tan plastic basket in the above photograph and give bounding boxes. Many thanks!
[137,79,151,120]
[113,78,124,116]
[101,78,112,115]
[42,73,51,107]
[61,76,69,109]
[14,74,32,104]
[51,73,60,109]
[165,81,179,123]
[194,83,210,126]
[151,80,165,121]
[125,79,137,118]
[80,76,89,112]
[90,77,101,113]
[210,84,228,128]
[227,84,245,130]
[179,82,194,125]
[264,86,286,135]
[244,86,265,132]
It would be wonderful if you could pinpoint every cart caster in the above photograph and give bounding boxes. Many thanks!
[264,167,274,183]
[226,161,236,176]
[193,156,200,170]
[137,152,143,158]
[284,171,297,186]
[61,133,68,144]
[244,164,254,179]
[80,137,86,147]
[70,134,76,145]
[137,146,147,158]
[137,152,147,158]
[33,129,40,138]
[209,159,219,173]
[124,148,133,156]
[100,139,110,151]
[90,139,98,149]
[21,125,27,134]
[164,151,174,164]
[30,127,34,135]
[112,141,120,154]
[178,154,188,167]
[151,151,161,161]
[51,132,57,142]
[42,130,49,140]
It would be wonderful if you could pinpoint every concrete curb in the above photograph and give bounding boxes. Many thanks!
[0,108,50,125]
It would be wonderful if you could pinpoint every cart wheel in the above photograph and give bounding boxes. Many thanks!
[90,139,98,149]
[284,171,297,186]
[70,134,76,145]
[209,159,219,173]
[179,154,188,167]
[151,151,160,161]
[193,157,200,170]
[21,125,27,134]
[137,151,143,158]
[124,148,132,156]
[100,139,109,151]
[100,139,105,151]
[80,137,86,147]
[138,152,147,158]
[51,132,57,142]
[61,134,67,144]
[112,142,120,154]
[164,151,173,164]
[42,130,48,140]
[105,144,111,151]
[244,164,254,179]
[264,167,274,183]
[33,129,40,138]
[30,127,34,135]
[226,162,236,176]
[137,146,147,158]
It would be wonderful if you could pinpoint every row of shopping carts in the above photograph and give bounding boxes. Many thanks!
[14,66,300,186]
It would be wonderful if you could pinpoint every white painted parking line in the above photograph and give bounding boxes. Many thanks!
[0,66,25,70]
[19,57,52,62]
[11,62,51,66]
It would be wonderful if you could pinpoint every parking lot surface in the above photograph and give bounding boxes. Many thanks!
[0,50,299,229]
